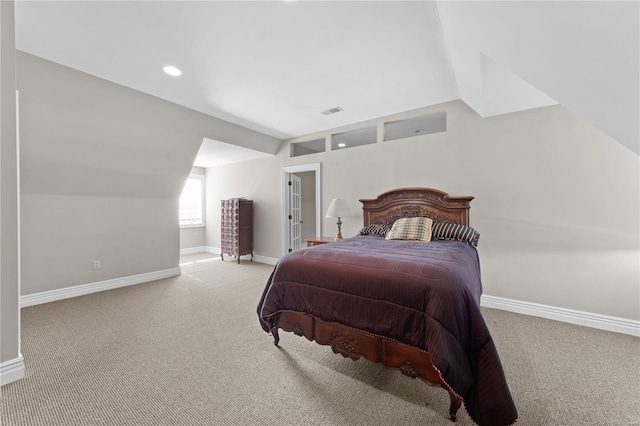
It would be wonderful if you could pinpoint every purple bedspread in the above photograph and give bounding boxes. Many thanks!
[257,236,517,426]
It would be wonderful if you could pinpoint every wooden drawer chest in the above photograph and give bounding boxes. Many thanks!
[221,199,253,263]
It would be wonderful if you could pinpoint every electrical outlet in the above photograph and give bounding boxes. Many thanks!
[93,260,101,270]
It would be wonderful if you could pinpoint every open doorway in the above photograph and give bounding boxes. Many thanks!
[179,137,275,256]
[281,163,321,256]
[295,171,316,242]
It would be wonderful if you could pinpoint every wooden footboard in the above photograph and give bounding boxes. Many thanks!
[267,311,462,422]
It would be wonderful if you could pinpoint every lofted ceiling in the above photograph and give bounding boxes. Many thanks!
[14,1,640,156]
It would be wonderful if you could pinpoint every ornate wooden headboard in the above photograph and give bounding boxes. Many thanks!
[359,187,474,227]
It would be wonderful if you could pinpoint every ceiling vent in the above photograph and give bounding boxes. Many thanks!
[321,106,343,116]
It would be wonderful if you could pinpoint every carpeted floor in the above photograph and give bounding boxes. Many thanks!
[1,253,639,425]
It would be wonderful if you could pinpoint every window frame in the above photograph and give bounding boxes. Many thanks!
[179,174,206,229]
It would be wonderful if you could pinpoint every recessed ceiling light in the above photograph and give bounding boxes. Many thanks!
[338,143,346,148]
[163,65,182,77]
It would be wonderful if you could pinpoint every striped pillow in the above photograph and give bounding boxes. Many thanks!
[358,223,391,237]
[431,222,480,247]
[385,217,433,242]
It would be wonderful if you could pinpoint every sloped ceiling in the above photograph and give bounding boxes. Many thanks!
[14,1,639,155]
[194,138,273,168]
[437,1,639,154]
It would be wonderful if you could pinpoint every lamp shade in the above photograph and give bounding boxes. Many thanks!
[325,198,350,218]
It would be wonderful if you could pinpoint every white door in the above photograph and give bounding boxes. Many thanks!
[281,163,321,257]
[289,174,302,251]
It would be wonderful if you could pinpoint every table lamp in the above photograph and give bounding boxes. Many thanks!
[325,198,350,241]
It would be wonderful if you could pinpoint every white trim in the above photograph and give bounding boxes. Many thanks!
[1,354,25,386]
[204,246,221,254]
[204,246,278,265]
[20,267,181,308]
[180,246,206,256]
[481,294,640,337]
[179,224,205,229]
[253,255,279,266]
[16,89,22,356]
[281,163,321,257]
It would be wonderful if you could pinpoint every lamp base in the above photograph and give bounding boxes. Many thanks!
[334,217,343,241]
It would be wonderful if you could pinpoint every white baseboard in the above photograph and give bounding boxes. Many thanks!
[1,354,25,386]
[180,246,206,256]
[20,267,182,308]
[481,294,639,337]
[205,246,278,265]
[253,255,278,265]
[204,246,221,254]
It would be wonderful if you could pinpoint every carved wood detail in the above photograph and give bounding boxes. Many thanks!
[400,361,419,379]
[330,331,361,361]
[269,311,461,422]
[370,205,452,225]
[292,323,304,337]
[362,189,464,208]
[360,187,473,227]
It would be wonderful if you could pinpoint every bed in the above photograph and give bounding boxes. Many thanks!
[257,188,517,425]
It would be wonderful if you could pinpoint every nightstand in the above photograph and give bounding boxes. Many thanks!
[304,237,337,247]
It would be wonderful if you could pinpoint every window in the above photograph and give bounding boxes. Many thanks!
[331,126,377,150]
[291,138,326,157]
[179,174,205,227]
[384,111,446,141]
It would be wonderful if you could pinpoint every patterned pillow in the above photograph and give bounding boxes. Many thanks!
[358,223,392,237]
[431,222,480,247]
[385,217,433,242]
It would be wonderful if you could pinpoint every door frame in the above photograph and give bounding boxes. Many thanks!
[281,163,321,257]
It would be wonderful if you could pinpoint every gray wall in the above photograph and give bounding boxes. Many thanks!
[180,227,205,251]
[205,100,639,322]
[17,52,280,295]
[205,156,281,259]
[1,0,20,366]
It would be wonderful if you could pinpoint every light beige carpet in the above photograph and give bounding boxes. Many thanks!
[1,254,639,425]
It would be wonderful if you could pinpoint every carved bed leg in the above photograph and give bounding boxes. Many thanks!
[448,391,462,422]
[272,327,280,347]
